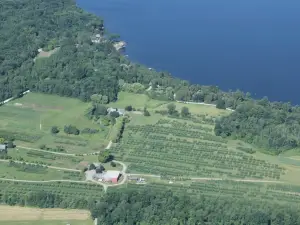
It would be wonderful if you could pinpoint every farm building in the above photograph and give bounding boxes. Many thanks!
[94,170,120,183]
[107,107,125,116]
[0,144,7,152]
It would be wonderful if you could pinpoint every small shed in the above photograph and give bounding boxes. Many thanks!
[0,144,7,152]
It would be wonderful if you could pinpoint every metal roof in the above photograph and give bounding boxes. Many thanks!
[102,170,120,179]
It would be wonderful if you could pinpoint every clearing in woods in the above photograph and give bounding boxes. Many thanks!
[0,92,109,154]
[0,206,92,224]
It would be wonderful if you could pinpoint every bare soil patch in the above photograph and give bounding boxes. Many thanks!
[0,206,90,221]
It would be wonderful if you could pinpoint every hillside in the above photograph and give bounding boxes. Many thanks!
[2,0,300,154]
[2,0,300,224]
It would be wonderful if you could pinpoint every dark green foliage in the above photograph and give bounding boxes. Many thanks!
[64,125,80,135]
[110,161,116,167]
[98,150,111,163]
[81,128,99,134]
[180,106,190,117]
[89,163,96,170]
[96,165,105,173]
[125,105,133,111]
[215,101,300,154]
[39,144,46,150]
[216,99,226,109]
[110,111,120,118]
[6,141,15,148]
[0,0,179,103]
[90,189,300,225]
[51,126,59,134]
[111,117,125,143]
[143,107,150,116]
[167,103,176,115]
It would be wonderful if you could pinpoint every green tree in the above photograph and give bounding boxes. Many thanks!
[110,111,120,118]
[51,126,59,134]
[125,105,133,111]
[98,150,111,163]
[143,107,150,116]
[0,138,5,144]
[216,99,226,109]
[89,163,96,170]
[167,103,176,115]
[181,106,190,117]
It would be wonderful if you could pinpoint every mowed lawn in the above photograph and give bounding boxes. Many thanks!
[0,93,109,153]
[108,91,167,109]
[0,206,92,224]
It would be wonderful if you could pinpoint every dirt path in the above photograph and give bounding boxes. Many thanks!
[18,146,75,156]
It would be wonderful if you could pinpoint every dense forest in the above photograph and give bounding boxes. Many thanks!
[1,0,300,153]
[2,188,300,225]
[0,0,180,102]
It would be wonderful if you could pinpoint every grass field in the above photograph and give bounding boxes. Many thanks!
[0,93,109,154]
[108,91,167,110]
[0,206,92,224]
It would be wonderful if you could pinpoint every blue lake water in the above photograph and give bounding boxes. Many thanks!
[77,0,300,103]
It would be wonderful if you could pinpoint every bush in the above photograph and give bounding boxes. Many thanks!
[81,128,99,134]
[64,125,80,135]
[51,126,59,134]
[110,111,120,118]
[125,105,133,111]
[144,109,150,116]
[110,161,117,167]
[39,144,46,150]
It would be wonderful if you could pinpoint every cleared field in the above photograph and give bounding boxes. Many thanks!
[0,205,90,222]
[0,93,109,154]
[108,91,167,109]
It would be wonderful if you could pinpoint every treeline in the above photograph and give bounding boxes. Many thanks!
[90,189,300,225]
[3,188,300,225]
[215,99,300,154]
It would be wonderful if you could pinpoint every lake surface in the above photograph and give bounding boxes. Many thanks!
[77,0,300,103]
